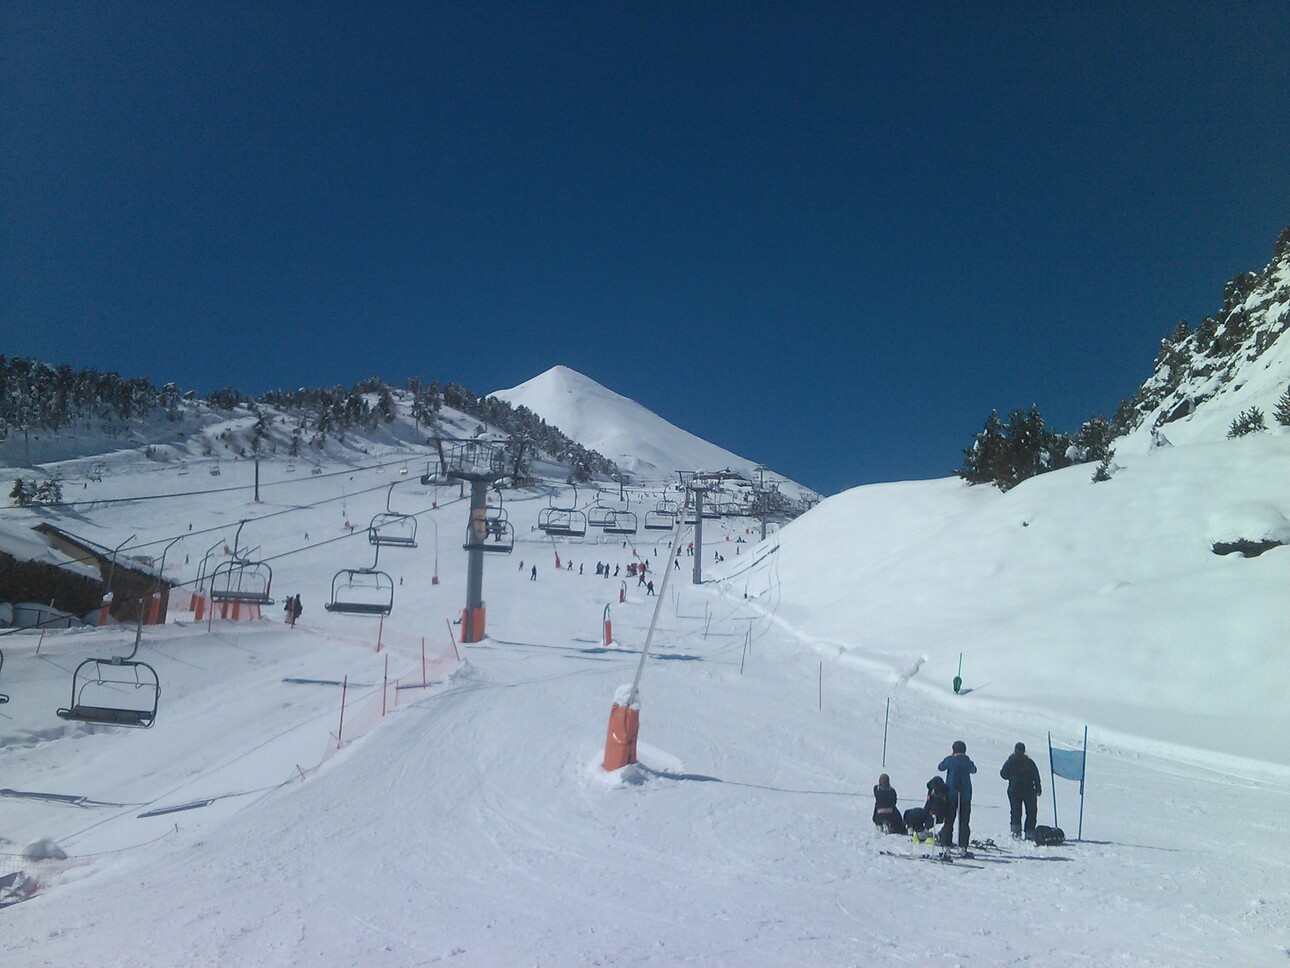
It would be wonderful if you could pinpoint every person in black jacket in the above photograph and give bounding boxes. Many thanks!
[1000,741,1042,838]
[872,774,906,834]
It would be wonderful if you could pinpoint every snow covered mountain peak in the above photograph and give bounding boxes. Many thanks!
[492,366,814,497]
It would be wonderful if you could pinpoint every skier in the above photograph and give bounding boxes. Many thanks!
[937,740,977,850]
[872,774,906,834]
[645,579,655,596]
[1000,741,1043,839]
[530,565,538,581]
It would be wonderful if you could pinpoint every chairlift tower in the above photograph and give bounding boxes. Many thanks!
[427,437,510,643]
[681,469,747,585]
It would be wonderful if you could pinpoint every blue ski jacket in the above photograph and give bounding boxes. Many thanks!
[938,753,977,802]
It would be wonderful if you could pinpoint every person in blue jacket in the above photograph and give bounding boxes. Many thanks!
[937,740,977,849]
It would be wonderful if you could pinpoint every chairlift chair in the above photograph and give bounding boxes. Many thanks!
[286,461,297,473]
[588,501,613,528]
[602,509,638,535]
[368,483,418,547]
[464,504,515,554]
[644,509,676,531]
[538,486,587,538]
[368,512,418,548]
[325,567,395,616]
[209,558,274,606]
[311,463,323,476]
[540,508,587,538]
[56,637,159,728]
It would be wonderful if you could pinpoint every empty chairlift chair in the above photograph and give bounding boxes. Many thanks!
[327,539,395,616]
[56,634,159,728]
[644,498,679,531]
[602,509,638,535]
[326,567,395,616]
[369,484,419,548]
[538,487,588,539]
[209,558,274,607]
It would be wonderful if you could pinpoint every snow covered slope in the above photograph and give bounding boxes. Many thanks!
[492,365,812,497]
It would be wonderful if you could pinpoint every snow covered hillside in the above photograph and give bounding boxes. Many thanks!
[492,365,813,498]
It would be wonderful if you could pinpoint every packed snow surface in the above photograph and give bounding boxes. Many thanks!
[0,408,1287,966]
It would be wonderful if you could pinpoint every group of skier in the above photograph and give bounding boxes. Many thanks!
[872,740,1043,848]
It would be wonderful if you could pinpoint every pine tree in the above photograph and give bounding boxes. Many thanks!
[1274,385,1290,427]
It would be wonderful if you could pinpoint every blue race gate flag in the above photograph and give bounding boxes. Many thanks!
[1047,727,1089,839]
[1050,747,1086,787]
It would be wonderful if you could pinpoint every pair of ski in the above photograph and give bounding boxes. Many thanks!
[879,848,988,870]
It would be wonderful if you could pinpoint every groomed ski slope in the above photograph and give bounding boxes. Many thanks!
[0,438,1287,966]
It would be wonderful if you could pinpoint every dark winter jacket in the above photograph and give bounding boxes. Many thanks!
[1000,752,1041,796]
[925,776,952,820]
[938,753,977,803]
[872,784,900,825]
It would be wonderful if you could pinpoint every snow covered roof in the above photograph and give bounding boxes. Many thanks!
[0,519,101,580]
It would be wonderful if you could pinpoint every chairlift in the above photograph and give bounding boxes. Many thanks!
[210,461,221,477]
[208,521,273,605]
[89,461,107,482]
[326,566,395,616]
[178,461,189,476]
[209,558,274,605]
[311,463,323,476]
[286,461,297,473]
[399,462,409,476]
[645,497,679,531]
[464,491,515,554]
[538,487,586,538]
[56,626,159,728]
[368,484,418,548]
[602,509,638,535]
[588,500,614,529]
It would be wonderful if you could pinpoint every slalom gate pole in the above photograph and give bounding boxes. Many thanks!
[882,698,890,768]
[1078,725,1088,841]
[818,661,822,710]
[337,675,349,749]
[1047,731,1058,828]
[421,636,427,687]
[446,619,460,662]
[382,654,389,717]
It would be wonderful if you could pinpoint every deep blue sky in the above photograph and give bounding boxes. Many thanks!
[3,3,1288,494]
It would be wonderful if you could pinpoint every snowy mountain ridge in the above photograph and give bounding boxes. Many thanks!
[491,365,815,499]
[1116,226,1290,454]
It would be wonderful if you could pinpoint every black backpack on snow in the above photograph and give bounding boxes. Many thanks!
[1032,825,1066,846]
